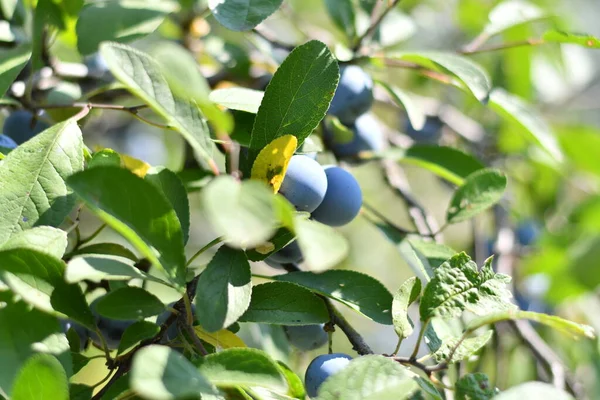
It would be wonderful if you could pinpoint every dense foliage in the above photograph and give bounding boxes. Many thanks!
[0,0,599,399]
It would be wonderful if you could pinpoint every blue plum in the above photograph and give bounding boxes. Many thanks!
[0,134,18,150]
[266,240,303,265]
[328,65,374,125]
[3,110,51,144]
[85,53,110,79]
[404,116,443,143]
[516,220,540,246]
[89,298,136,350]
[156,302,198,342]
[305,353,353,398]
[284,324,328,351]
[279,155,328,213]
[311,166,362,227]
[326,113,385,157]
[60,319,89,349]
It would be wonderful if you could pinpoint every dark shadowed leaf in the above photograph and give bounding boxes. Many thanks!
[96,287,164,320]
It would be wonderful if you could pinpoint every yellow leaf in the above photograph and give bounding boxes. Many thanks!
[194,326,247,349]
[251,135,298,193]
[92,146,151,178]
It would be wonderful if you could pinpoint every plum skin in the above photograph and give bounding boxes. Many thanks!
[3,110,50,144]
[326,113,385,157]
[404,116,443,143]
[304,353,353,398]
[283,324,328,351]
[328,65,374,125]
[516,220,540,246]
[0,134,18,150]
[279,155,328,213]
[311,166,362,227]
[266,240,303,265]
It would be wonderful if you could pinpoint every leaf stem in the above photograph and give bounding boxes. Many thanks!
[410,319,429,360]
[78,223,107,247]
[179,319,208,356]
[186,237,223,267]
[352,0,403,52]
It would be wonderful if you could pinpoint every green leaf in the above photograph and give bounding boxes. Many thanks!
[32,0,64,70]
[245,228,294,262]
[0,302,61,396]
[76,0,178,55]
[117,321,160,356]
[385,145,485,186]
[419,253,515,321]
[65,256,167,285]
[446,169,507,224]
[0,44,31,97]
[324,0,357,41]
[145,166,190,245]
[375,81,425,131]
[483,1,546,37]
[0,0,17,20]
[70,384,94,400]
[67,167,186,288]
[543,30,600,48]
[99,42,216,170]
[0,226,67,258]
[489,88,563,162]
[240,282,329,325]
[391,52,491,103]
[493,382,574,400]
[466,310,595,339]
[317,355,419,400]
[131,345,219,400]
[392,277,421,340]
[295,216,349,272]
[209,88,264,114]
[198,348,287,391]
[557,127,600,176]
[455,373,498,400]
[11,354,68,400]
[276,270,393,324]
[408,238,456,270]
[195,246,252,332]
[202,176,279,249]
[432,330,493,363]
[70,242,137,262]
[96,286,164,320]
[277,361,306,399]
[246,40,338,171]
[208,0,283,31]
[88,149,121,169]
[0,119,83,245]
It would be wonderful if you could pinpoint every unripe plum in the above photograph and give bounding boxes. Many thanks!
[327,113,385,157]
[311,166,362,227]
[279,155,328,213]
[304,353,353,398]
[283,324,328,351]
[404,116,443,143]
[328,65,374,125]
[3,110,50,144]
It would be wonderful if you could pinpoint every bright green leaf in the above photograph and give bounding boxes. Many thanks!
[195,246,252,332]
[446,169,507,224]
[276,270,393,324]
[240,282,329,325]
[483,1,546,37]
[0,119,83,245]
[67,167,186,288]
[493,382,574,399]
[432,330,493,363]
[295,216,349,272]
[12,354,68,400]
[65,255,167,285]
[455,373,498,400]
[209,88,264,114]
[208,0,283,31]
[0,226,67,258]
[0,44,31,97]
[408,238,457,270]
[392,277,421,340]
[543,30,600,48]
[96,286,164,320]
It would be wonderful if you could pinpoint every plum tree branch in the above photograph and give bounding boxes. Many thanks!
[352,0,403,53]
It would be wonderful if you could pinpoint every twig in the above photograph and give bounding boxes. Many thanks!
[460,38,545,55]
[352,0,403,52]
[327,299,374,355]
[252,28,296,51]
[186,237,223,267]
[179,319,208,356]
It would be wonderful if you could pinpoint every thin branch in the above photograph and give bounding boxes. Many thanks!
[252,28,296,51]
[460,38,545,55]
[179,319,208,356]
[186,237,223,267]
[352,0,403,52]
[327,299,374,355]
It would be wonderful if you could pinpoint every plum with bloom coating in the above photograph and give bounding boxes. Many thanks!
[279,155,328,213]
[304,353,353,398]
[328,65,374,125]
[311,166,362,227]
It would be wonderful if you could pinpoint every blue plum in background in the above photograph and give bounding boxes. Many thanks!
[85,53,110,79]
[279,155,328,213]
[0,134,18,151]
[328,65,374,125]
[3,110,50,144]
[156,302,198,342]
[284,324,328,351]
[404,116,443,143]
[266,240,303,265]
[516,220,540,246]
[312,166,362,227]
[60,319,89,349]
[326,113,385,158]
[89,298,135,350]
[305,353,353,398]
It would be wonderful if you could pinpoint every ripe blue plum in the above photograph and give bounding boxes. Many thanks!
[0,134,18,150]
[404,116,443,143]
[3,110,50,144]
[279,155,328,213]
[266,240,303,265]
[283,324,328,351]
[516,220,540,246]
[328,65,374,125]
[85,53,110,79]
[326,113,385,157]
[89,298,135,350]
[311,166,362,227]
[305,353,353,398]
[60,319,89,349]
[156,302,198,342]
